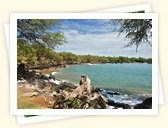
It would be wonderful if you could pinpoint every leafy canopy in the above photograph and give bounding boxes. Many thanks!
[113,19,152,51]
[17,19,66,49]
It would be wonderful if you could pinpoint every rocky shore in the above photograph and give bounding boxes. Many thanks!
[17,63,152,109]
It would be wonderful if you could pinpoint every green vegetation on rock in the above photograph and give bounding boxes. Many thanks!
[22,104,37,109]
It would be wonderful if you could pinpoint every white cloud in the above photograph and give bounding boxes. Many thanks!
[55,30,152,58]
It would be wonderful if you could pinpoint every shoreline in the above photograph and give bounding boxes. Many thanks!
[30,66,64,75]
[17,63,152,109]
[17,76,152,109]
[47,63,152,96]
[28,62,152,75]
[31,63,152,99]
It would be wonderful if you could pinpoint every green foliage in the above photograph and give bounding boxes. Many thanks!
[146,58,152,63]
[113,19,152,51]
[17,39,36,65]
[17,40,151,67]
[54,53,63,63]
[17,19,67,66]
[22,104,36,109]
[17,41,152,66]
[31,44,56,61]
[59,52,78,63]
[63,98,81,109]
[76,54,151,64]
[17,19,66,49]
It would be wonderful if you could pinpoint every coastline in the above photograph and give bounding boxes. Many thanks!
[53,63,152,96]
[17,63,152,109]
[29,62,152,75]
[30,66,64,75]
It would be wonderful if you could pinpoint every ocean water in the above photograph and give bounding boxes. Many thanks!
[54,63,152,97]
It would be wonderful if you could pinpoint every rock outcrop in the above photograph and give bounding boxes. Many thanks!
[107,99,131,109]
[17,66,152,109]
[52,75,108,109]
[134,97,152,109]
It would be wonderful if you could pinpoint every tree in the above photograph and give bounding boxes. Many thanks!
[17,39,36,65]
[17,19,66,49]
[113,19,152,51]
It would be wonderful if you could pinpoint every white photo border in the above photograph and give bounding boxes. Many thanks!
[10,13,158,115]
[14,4,161,124]
[90,3,151,13]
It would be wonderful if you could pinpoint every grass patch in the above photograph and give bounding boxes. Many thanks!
[22,104,37,109]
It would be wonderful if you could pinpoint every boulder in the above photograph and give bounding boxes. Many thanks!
[17,63,41,82]
[49,74,56,80]
[17,63,29,80]
[107,99,131,109]
[80,102,90,109]
[106,91,121,96]
[59,82,77,90]
[107,99,115,105]
[52,75,108,109]
[91,87,101,93]
[41,81,62,93]
[79,75,91,94]
[96,94,107,109]
[134,97,152,109]
[40,75,50,81]
[113,102,131,109]
[52,94,66,109]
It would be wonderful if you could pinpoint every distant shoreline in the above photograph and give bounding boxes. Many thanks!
[28,62,151,76]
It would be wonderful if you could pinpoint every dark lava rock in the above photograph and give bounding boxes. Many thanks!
[17,63,42,83]
[53,95,66,109]
[34,79,46,89]
[45,82,59,92]
[113,102,131,109]
[40,75,50,80]
[134,97,152,109]
[106,91,121,96]
[108,99,131,109]
[17,63,30,80]
[49,74,56,80]
[78,95,88,101]
[108,99,115,105]
[59,82,77,89]
[91,87,101,93]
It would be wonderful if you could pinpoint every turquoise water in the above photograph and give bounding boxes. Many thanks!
[54,63,152,96]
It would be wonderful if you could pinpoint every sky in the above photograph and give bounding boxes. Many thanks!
[52,19,152,58]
